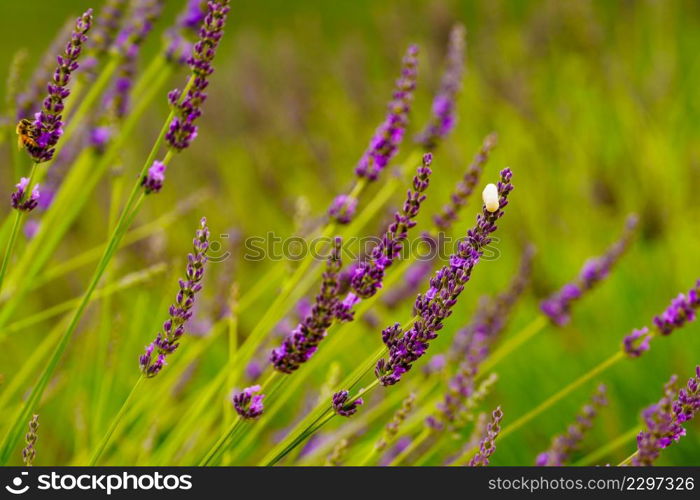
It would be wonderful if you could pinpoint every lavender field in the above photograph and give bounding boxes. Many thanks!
[0,0,698,467]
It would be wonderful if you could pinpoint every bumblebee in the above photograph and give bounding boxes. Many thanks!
[15,118,39,150]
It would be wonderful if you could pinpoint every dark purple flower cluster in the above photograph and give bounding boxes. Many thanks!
[23,10,93,163]
[271,238,344,373]
[415,24,467,149]
[232,385,265,420]
[536,385,607,466]
[11,178,40,212]
[141,161,167,194]
[541,214,638,326]
[165,0,208,65]
[433,133,498,230]
[328,195,358,225]
[349,154,433,302]
[633,366,699,466]
[166,0,230,151]
[468,406,503,466]
[332,390,364,417]
[355,45,419,181]
[139,218,209,377]
[623,280,700,358]
[375,168,514,386]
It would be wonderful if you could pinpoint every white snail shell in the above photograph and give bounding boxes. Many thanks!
[482,183,500,212]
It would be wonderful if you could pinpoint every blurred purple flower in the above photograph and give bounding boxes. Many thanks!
[232,384,265,420]
[11,178,40,212]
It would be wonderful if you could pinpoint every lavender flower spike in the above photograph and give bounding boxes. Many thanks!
[142,160,167,194]
[536,384,607,466]
[415,24,467,149]
[22,414,39,467]
[87,0,128,60]
[349,153,433,302]
[541,214,638,326]
[166,0,231,151]
[165,0,208,65]
[271,237,344,373]
[22,9,93,163]
[434,133,498,230]
[355,45,419,181]
[468,406,503,466]
[328,195,357,225]
[332,390,364,417]
[375,168,514,386]
[623,279,700,358]
[11,178,40,212]
[139,218,209,377]
[232,385,265,420]
[632,366,699,466]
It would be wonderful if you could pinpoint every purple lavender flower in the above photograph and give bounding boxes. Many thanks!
[11,178,40,212]
[355,45,419,181]
[16,20,75,120]
[22,9,93,163]
[349,154,433,300]
[433,133,498,230]
[632,367,699,466]
[141,160,167,194]
[468,406,503,466]
[622,280,700,358]
[541,214,638,326]
[536,384,607,466]
[166,0,231,151]
[232,385,265,420]
[332,390,364,417]
[375,168,514,386]
[271,238,344,373]
[139,218,209,377]
[328,195,358,225]
[415,24,467,149]
[165,0,208,65]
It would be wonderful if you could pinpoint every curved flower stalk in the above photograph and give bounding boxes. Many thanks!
[271,238,344,373]
[541,214,638,326]
[375,168,514,386]
[233,385,265,420]
[632,366,699,466]
[21,415,39,467]
[467,406,503,466]
[623,279,700,358]
[415,24,467,150]
[139,218,210,377]
[20,9,93,164]
[166,0,230,151]
[536,384,607,466]
[165,0,209,65]
[354,45,419,182]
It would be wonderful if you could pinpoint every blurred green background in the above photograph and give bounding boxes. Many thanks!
[0,0,699,465]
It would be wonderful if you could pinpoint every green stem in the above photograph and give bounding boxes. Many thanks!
[479,315,548,373]
[618,451,637,466]
[89,376,145,465]
[452,350,626,465]
[574,426,640,466]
